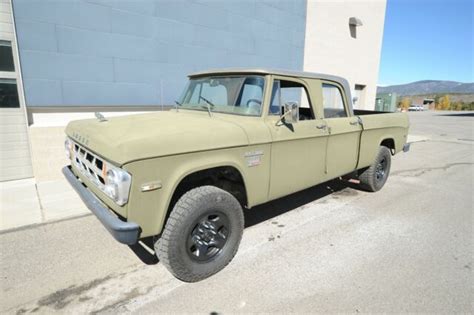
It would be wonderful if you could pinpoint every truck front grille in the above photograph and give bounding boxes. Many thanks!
[72,142,107,188]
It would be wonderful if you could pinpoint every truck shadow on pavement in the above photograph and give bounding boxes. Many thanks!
[243,179,355,228]
[437,113,474,117]
[129,178,360,265]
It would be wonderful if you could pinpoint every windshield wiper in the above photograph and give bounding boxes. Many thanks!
[199,96,215,117]
[199,95,215,108]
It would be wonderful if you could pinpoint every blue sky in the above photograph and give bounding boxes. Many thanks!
[378,0,473,86]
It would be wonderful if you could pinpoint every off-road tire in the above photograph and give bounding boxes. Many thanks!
[358,146,392,192]
[155,185,244,282]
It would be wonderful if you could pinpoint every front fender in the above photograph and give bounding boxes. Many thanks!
[124,144,271,237]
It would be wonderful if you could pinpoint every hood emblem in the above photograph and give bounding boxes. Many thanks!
[95,112,107,122]
[72,132,89,145]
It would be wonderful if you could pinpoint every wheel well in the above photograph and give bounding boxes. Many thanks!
[380,138,395,154]
[168,166,247,214]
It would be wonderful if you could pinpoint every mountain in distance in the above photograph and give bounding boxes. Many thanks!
[377,80,474,96]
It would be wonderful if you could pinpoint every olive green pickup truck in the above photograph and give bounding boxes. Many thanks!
[63,69,410,282]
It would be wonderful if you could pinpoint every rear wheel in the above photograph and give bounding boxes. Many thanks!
[155,186,244,282]
[358,146,392,192]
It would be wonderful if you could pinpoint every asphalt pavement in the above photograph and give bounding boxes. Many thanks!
[1,111,472,313]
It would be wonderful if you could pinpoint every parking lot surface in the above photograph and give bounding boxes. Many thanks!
[1,111,472,313]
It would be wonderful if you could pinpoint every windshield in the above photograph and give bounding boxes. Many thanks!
[178,76,265,116]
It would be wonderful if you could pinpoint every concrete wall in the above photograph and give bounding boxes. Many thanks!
[12,0,307,107]
[303,0,386,110]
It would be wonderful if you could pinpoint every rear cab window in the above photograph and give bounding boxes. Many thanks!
[322,83,347,118]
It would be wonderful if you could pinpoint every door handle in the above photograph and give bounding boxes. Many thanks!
[316,124,327,129]
[349,121,359,126]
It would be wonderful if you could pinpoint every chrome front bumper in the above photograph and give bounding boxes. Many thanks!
[403,143,411,152]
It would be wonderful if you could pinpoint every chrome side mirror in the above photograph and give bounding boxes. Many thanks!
[283,101,299,124]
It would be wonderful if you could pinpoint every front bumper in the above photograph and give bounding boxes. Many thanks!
[403,143,411,152]
[62,166,140,245]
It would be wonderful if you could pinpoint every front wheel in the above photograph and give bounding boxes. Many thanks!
[358,146,392,192]
[155,186,244,282]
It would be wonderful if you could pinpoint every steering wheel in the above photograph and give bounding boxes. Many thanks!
[246,99,262,107]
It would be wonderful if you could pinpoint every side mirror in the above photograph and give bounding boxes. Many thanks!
[283,101,299,124]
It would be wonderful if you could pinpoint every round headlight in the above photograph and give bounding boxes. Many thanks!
[106,169,119,201]
[106,169,118,184]
[64,138,72,159]
[105,184,118,201]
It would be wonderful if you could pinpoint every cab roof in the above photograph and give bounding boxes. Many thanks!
[189,68,353,106]
[190,68,347,85]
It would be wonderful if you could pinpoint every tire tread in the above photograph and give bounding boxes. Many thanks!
[359,146,392,192]
[155,185,244,282]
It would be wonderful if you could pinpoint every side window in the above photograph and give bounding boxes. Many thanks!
[0,41,15,72]
[322,83,347,118]
[0,79,20,108]
[0,41,19,108]
[269,80,314,120]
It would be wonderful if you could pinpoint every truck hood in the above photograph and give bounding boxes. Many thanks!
[65,111,249,165]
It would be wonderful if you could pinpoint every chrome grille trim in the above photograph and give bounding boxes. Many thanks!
[72,141,107,190]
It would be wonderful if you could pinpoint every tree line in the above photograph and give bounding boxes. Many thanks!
[398,94,474,111]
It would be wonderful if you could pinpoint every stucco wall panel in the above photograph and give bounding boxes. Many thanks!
[13,0,112,32]
[14,20,57,52]
[62,81,159,106]
[13,0,307,107]
[23,79,63,106]
[303,0,386,110]
[20,50,115,82]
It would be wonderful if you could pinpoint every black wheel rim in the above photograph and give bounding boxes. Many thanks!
[375,157,387,181]
[186,212,230,262]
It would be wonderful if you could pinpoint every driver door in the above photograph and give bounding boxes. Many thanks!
[265,77,329,200]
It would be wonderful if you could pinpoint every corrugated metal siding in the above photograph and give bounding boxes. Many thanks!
[0,0,33,181]
[0,109,33,180]
[0,0,13,38]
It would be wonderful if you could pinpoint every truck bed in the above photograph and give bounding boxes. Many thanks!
[356,110,409,169]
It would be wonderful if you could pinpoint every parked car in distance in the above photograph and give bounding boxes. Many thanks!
[63,69,410,282]
[409,105,424,111]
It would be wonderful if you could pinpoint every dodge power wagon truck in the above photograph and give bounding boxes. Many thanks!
[63,69,410,282]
